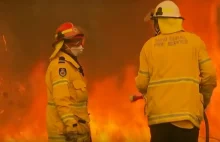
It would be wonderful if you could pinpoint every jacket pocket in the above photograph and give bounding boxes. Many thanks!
[72,80,86,91]
[71,80,88,102]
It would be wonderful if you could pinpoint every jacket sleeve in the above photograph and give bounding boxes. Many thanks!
[198,39,217,108]
[135,42,150,94]
[51,62,77,132]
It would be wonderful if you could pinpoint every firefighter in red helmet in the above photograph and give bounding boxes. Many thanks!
[45,22,91,142]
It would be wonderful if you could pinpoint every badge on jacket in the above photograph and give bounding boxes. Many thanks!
[59,68,67,77]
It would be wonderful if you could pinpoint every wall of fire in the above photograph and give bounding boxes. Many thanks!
[0,0,219,141]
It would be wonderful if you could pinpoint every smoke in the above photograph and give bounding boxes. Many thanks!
[0,0,157,136]
[0,0,220,141]
[0,0,159,81]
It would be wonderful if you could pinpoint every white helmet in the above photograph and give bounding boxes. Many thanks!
[152,0,183,19]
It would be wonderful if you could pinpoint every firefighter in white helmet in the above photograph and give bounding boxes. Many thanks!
[45,22,91,142]
[136,1,216,142]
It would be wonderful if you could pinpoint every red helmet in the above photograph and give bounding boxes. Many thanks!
[50,22,85,59]
[53,22,84,47]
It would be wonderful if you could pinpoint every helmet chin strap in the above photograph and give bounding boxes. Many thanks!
[154,19,161,36]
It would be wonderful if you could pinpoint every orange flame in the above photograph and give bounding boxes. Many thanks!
[0,1,220,142]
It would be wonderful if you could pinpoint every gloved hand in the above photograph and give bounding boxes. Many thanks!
[64,124,78,142]
[73,115,90,135]
[77,121,90,134]
[65,131,78,142]
[64,122,90,141]
[65,123,90,141]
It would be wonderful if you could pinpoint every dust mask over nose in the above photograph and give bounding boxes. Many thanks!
[65,44,84,56]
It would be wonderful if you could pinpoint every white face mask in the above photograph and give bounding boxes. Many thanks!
[65,44,84,56]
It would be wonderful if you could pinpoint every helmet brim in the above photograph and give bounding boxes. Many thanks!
[151,16,184,20]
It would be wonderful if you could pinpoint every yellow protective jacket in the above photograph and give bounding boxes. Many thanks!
[45,51,90,141]
[135,31,217,128]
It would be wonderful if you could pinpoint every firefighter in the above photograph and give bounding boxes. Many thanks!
[135,1,217,142]
[45,22,91,142]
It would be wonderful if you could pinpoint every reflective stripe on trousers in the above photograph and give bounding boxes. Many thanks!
[47,101,87,108]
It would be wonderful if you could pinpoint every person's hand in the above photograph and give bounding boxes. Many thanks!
[65,131,78,141]
[64,124,78,141]
[77,122,90,134]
